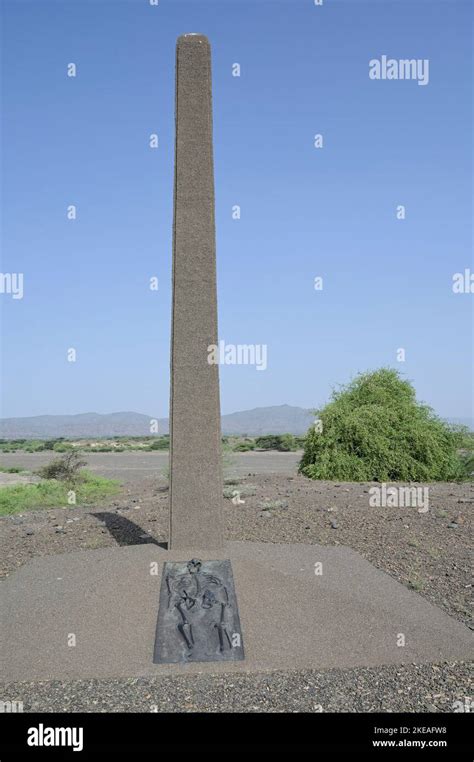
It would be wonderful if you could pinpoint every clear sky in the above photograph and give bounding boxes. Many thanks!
[1,0,472,422]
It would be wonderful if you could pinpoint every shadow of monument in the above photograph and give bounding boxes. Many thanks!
[92,512,167,549]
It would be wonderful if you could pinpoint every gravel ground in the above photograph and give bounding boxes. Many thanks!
[2,662,472,713]
[1,453,472,713]
[1,470,472,627]
[0,472,41,486]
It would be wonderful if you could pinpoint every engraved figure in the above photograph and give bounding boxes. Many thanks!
[166,559,233,655]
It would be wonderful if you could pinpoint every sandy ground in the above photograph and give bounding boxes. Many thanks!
[0,449,301,481]
[0,472,40,486]
[1,452,472,628]
[1,451,472,712]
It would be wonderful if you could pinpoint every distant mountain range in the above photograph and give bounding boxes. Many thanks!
[0,405,316,439]
[0,407,471,440]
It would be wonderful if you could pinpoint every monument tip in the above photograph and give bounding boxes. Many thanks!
[177,33,210,46]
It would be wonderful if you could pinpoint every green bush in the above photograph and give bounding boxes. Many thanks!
[460,452,474,479]
[233,442,255,452]
[53,442,74,452]
[42,438,65,450]
[294,436,306,449]
[21,440,46,452]
[148,438,170,451]
[299,368,467,482]
[255,434,297,451]
[37,451,87,482]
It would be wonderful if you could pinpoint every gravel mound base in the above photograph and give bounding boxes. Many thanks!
[1,473,472,627]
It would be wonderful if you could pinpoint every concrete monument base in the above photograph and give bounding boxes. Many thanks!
[2,541,472,682]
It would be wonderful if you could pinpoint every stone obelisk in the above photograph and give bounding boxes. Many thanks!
[169,34,224,550]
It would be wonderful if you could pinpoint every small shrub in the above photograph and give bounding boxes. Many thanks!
[148,438,170,451]
[233,442,255,452]
[255,434,297,452]
[37,451,87,482]
[42,438,65,450]
[52,442,74,452]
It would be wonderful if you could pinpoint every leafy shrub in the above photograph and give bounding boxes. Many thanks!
[233,440,255,452]
[53,442,74,452]
[460,452,474,479]
[42,438,65,450]
[294,436,306,449]
[19,440,46,453]
[299,368,467,482]
[148,438,170,451]
[255,434,297,452]
[37,451,87,482]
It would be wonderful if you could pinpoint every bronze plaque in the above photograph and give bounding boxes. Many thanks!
[153,559,245,664]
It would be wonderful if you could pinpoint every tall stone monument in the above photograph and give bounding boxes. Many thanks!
[154,34,244,664]
[169,34,224,550]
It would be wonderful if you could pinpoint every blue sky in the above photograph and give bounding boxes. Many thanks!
[1,0,472,422]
